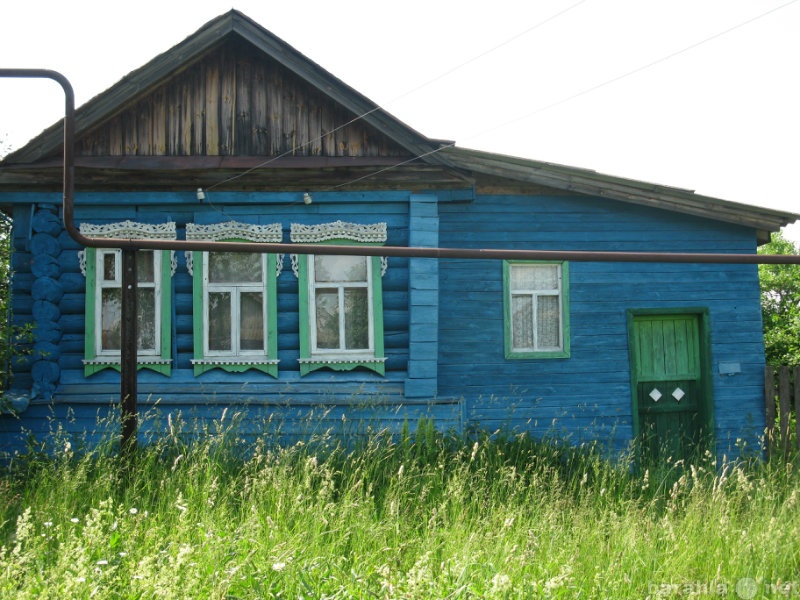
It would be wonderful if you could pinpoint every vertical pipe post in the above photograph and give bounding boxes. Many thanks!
[120,247,138,454]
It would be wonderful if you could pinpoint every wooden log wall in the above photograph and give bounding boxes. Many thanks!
[76,40,406,159]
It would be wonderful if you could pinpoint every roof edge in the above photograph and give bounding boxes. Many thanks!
[441,145,799,236]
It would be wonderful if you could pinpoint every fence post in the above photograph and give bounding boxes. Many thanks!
[765,366,776,458]
[779,366,791,459]
[795,366,800,451]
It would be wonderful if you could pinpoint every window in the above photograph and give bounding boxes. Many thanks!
[291,221,386,376]
[186,221,281,377]
[80,221,176,376]
[503,261,569,359]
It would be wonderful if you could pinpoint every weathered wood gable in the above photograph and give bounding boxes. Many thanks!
[76,38,409,160]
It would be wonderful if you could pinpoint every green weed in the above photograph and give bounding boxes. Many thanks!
[1,413,798,598]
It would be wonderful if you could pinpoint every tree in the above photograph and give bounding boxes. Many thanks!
[0,136,15,393]
[758,232,800,366]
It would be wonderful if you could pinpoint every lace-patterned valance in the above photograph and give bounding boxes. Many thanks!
[184,221,283,276]
[79,220,177,240]
[185,221,282,242]
[79,221,177,276]
[290,220,387,243]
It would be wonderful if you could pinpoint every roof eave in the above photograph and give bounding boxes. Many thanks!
[441,146,799,238]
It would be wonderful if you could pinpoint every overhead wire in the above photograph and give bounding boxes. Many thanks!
[204,0,589,192]
[332,0,799,191]
[208,0,798,193]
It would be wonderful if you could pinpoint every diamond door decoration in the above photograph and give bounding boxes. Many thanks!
[649,388,662,402]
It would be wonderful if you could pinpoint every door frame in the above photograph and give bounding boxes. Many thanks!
[626,307,714,449]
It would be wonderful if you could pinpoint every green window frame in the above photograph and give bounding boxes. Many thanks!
[80,221,176,376]
[503,260,570,359]
[186,222,281,377]
[291,221,386,376]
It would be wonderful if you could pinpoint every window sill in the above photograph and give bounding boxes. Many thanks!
[83,358,172,376]
[505,350,570,360]
[299,356,386,376]
[191,358,279,377]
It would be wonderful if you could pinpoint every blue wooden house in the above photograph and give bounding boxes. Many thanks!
[0,10,796,461]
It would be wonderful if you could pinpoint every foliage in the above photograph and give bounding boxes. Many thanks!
[759,232,800,366]
[0,135,34,399]
[1,415,798,598]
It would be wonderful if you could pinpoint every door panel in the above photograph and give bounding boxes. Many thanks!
[631,314,707,463]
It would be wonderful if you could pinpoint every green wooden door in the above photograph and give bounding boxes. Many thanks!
[631,314,708,463]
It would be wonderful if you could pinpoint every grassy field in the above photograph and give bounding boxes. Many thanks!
[1,414,798,599]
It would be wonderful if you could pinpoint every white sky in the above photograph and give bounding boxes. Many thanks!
[1,0,798,241]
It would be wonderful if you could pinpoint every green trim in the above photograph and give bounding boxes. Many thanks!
[297,243,385,376]
[297,254,311,365]
[192,249,278,377]
[84,248,98,372]
[84,249,172,377]
[191,250,205,375]
[503,260,570,360]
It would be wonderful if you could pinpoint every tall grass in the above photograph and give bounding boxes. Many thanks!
[1,413,798,598]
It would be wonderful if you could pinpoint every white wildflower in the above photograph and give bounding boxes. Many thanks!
[272,561,286,571]
[491,573,512,594]
[129,507,138,515]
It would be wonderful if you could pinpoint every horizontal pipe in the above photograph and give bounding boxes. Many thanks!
[1,69,798,265]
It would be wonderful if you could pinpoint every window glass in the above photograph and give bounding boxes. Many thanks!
[208,291,232,351]
[209,252,262,284]
[240,292,264,351]
[137,250,155,283]
[511,295,534,350]
[103,253,116,281]
[315,289,340,349]
[511,263,558,290]
[137,288,157,350]
[344,288,369,349]
[101,288,121,350]
[537,295,560,348]
[314,255,367,283]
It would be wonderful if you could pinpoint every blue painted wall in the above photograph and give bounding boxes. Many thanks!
[0,189,768,460]
[438,193,766,458]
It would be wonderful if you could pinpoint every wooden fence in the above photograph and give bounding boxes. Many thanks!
[764,365,800,459]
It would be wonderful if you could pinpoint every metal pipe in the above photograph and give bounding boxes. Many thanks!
[1,68,798,264]
[2,67,799,457]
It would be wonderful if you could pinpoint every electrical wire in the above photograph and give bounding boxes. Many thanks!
[331,0,799,190]
[207,0,797,193]
[204,1,589,193]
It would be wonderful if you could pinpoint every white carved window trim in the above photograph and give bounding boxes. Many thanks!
[186,221,282,376]
[79,221,177,376]
[290,221,387,376]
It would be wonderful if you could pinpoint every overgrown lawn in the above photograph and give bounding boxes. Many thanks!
[1,415,798,598]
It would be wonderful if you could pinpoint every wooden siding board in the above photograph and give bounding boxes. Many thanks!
[436,193,766,455]
[0,187,769,458]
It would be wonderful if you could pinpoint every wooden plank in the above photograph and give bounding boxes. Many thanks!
[204,59,220,156]
[192,66,205,155]
[219,47,235,155]
[795,366,800,450]
[180,78,192,155]
[779,366,791,457]
[235,58,251,155]
[764,366,776,457]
